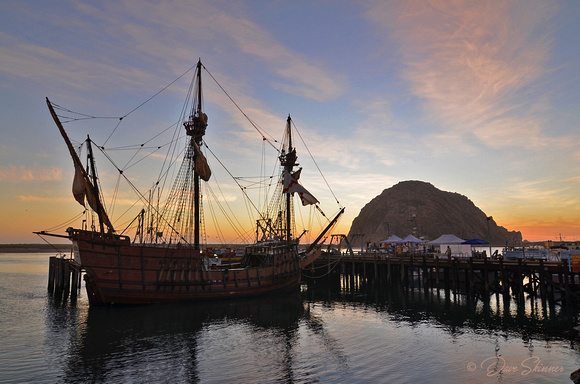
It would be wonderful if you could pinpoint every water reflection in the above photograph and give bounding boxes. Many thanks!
[303,274,580,342]
[43,272,580,383]
[56,293,304,383]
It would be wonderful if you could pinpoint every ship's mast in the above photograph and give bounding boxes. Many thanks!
[194,61,201,250]
[285,115,295,244]
[183,60,206,250]
[86,136,105,234]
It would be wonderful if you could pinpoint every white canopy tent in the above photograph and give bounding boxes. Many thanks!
[401,234,426,255]
[380,235,403,244]
[403,234,425,243]
[428,234,471,256]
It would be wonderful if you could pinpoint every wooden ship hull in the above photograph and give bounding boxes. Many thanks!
[70,229,313,305]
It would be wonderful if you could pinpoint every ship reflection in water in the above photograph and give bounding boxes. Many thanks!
[46,274,580,383]
[57,293,306,383]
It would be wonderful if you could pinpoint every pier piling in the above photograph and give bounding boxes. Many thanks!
[48,256,82,302]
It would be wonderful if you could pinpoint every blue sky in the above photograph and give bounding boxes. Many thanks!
[1,0,580,243]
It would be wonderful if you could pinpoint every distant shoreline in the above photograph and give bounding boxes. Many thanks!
[0,243,250,253]
[0,244,71,253]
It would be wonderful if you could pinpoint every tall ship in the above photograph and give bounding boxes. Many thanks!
[39,60,344,305]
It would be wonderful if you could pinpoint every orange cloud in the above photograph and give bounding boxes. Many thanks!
[0,165,62,182]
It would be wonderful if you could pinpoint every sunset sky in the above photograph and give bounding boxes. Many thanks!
[2,0,580,244]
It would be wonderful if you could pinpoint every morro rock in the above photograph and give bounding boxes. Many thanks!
[347,180,522,245]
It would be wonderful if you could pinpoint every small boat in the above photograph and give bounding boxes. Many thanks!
[38,60,343,305]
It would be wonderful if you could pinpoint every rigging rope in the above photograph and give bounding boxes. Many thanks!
[35,233,69,256]
[203,142,267,221]
[302,255,344,279]
[50,103,119,123]
[290,118,342,208]
[50,60,341,248]
[200,63,280,152]
[94,144,192,245]
[204,182,252,244]
[103,62,199,147]
[42,211,86,233]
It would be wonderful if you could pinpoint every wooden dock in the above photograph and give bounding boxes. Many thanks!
[309,252,580,304]
[47,256,83,302]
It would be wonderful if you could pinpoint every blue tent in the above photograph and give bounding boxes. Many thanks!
[461,238,489,245]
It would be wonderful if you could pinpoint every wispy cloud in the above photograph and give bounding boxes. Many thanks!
[364,0,559,150]
[0,165,62,182]
[73,0,347,102]
[503,179,573,204]
[17,195,70,203]
[0,32,153,97]
[0,0,349,165]
[350,94,410,166]
[221,17,347,101]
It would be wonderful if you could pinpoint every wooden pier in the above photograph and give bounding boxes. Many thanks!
[47,256,83,301]
[310,252,580,304]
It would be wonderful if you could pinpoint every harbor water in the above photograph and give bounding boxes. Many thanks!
[1,253,580,383]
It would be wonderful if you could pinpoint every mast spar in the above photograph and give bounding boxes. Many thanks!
[85,135,105,234]
[285,115,294,244]
[46,97,114,234]
[183,60,207,250]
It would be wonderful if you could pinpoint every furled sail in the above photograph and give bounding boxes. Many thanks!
[70,156,114,230]
[193,140,211,182]
[283,170,319,206]
[71,154,102,215]
[72,163,86,207]
[72,161,104,215]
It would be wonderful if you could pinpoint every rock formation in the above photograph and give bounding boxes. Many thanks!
[347,180,522,246]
